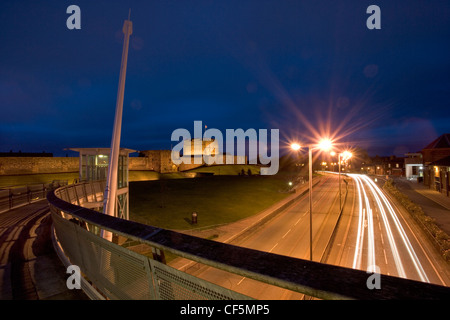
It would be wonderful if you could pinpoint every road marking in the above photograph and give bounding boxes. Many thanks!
[237,277,246,286]
[282,229,291,238]
[269,243,278,252]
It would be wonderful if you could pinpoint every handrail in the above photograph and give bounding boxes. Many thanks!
[47,181,450,300]
[0,180,67,213]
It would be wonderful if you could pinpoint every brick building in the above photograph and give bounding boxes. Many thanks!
[362,155,405,176]
[422,133,450,197]
[404,152,423,180]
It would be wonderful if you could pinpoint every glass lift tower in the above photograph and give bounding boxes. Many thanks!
[68,147,135,220]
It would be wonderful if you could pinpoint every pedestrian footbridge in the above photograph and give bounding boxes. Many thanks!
[47,180,449,300]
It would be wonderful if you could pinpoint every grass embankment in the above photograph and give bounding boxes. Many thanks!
[383,179,450,261]
[189,164,261,176]
[0,172,79,188]
[129,173,291,231]
[128,165,261,181]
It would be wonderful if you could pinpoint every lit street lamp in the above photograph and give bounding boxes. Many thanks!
[290,138,332,261]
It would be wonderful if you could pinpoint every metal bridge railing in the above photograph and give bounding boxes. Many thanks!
[0,180,67,213]
[47,180,450,300]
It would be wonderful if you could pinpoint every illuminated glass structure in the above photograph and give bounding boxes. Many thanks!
[69,147,135,219]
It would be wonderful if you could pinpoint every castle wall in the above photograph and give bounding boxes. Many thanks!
[0,151,248,176]
[0,157,79,175]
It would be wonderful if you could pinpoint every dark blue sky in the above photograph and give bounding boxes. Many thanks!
[1,0,449,157]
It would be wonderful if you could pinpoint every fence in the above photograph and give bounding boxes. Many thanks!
[47,180,450,300]
[0,180,67,213]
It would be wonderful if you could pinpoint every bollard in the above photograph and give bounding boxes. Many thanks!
[192,211,198,224]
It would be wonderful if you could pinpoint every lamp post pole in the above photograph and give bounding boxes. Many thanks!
[101,14,132,243]
[103,16,133,220]
[292,140,334,261]
[338,153,342,211]
[308,146,313,261]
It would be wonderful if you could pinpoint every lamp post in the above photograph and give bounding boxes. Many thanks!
[291,139,332,261]
[308,146,313,261]
[331,151,352,211]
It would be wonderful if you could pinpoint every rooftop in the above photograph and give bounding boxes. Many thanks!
[423,134,450,150]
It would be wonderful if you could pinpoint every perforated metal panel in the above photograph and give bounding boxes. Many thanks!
[150,260,252,300]
[52,208,251,300]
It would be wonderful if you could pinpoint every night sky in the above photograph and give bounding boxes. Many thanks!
[1,1,449,157]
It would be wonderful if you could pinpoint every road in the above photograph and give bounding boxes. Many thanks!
[328,174,449,287]
[179,174,344,299]
[174,173,450,299]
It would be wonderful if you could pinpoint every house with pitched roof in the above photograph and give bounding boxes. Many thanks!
[422,133,450,197]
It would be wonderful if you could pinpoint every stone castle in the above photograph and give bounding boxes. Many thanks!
[0,139,247,176]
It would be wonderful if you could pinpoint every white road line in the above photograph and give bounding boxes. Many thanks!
[282,229,291,238]
[269,243,278,252]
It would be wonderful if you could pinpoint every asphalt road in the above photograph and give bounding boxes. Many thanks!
[181,174,344,299]
[175,173,450,299]
[328,174,449,288]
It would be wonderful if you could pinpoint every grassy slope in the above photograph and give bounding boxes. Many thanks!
[0,172,79,188]
[129,174,290,230]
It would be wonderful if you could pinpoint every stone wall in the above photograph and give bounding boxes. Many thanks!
[0,152,248,176]
[140,150,184,173]
[128,156,150,171]
[0,157,79,175]
[0,156,155,175]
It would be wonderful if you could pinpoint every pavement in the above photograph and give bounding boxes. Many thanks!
[0,200,88,300]
[391,177,450,236]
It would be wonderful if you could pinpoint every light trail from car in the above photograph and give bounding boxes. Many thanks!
[348,173,429,283]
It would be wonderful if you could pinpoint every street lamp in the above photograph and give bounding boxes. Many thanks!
[331,150,352,211]
[291,143,301,151]
[291,138,333,261]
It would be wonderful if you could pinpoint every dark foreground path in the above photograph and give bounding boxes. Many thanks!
[0,200,88,300]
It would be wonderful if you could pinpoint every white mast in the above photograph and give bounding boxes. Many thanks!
[103,13,133,224]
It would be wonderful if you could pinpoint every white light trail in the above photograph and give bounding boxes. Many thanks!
[363,176,429,283]
[351,175,375,271]
[348,174,429,283]
[352,175,364,270]
[360,175,406,278]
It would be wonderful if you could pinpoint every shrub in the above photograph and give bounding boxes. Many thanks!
[383,179,450,262]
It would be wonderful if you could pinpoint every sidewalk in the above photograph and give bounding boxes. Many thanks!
[392,177,450,236]
[0,200,88,300]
